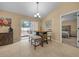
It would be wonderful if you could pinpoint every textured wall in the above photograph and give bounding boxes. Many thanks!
[0,10,39,43]
[42,3,79,43]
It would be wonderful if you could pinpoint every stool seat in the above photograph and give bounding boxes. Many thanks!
[30,35,42,49]
[31,35,41,40]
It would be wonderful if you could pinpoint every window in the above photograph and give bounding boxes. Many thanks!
[22,21,31,28]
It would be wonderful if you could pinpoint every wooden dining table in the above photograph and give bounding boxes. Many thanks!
[34,30,48,47]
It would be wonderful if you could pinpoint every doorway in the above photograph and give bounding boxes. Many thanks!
[20,20,39,40]
[21,20,31,40]
[61,12,77,47]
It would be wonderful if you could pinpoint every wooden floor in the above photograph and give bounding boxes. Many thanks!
[0,37,79,57]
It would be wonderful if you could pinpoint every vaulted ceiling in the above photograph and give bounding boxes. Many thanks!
[0,2,59,18]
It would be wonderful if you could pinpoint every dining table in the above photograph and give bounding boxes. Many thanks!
[34,30,48,47]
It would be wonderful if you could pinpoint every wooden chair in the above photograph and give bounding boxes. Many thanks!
[42,32,48,44]
[36,32,48,47]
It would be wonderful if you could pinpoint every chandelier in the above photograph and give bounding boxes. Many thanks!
[34,2,41,18]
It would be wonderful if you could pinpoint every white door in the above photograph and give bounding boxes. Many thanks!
[77,12,79,47]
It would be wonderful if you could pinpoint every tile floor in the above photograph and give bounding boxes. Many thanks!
[62,37,77,47]
[0,37,79,57]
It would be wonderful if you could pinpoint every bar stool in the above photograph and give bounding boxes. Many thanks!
[30,35,42,49]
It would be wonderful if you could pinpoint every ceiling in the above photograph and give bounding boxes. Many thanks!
[62,12,77,22]
[0,2,59,19]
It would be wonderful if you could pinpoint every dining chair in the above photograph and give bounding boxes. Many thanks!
[30,34,42,49]
[35,32,48,47]
[40,32,48,44]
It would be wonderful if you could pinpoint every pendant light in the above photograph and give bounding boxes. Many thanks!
[34,2,41,18]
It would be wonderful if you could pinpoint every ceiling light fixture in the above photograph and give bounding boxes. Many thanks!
[34,2,41,18]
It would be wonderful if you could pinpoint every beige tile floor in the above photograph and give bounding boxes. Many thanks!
[62,37,77,47]
[0,37,79,57]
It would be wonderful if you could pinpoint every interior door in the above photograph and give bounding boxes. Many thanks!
[77,12,79,47]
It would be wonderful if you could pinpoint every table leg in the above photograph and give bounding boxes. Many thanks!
[41,40,43,47]
[46,40,48,44]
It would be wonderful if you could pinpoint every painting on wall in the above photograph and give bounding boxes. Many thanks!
[45,20,52,31]
[0,17,11,26]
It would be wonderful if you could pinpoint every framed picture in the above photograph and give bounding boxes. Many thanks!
[45,20,52,30]
[0,17,11,26]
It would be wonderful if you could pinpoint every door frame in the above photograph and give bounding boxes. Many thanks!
[60,9,79,43]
